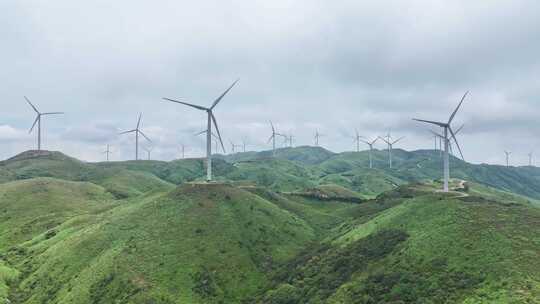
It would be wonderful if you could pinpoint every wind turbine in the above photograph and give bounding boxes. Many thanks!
[179,144,186,159]
[25,96,64,151]
[119,113,151,161]
[413,91,468,192]
[103,144,112,161]
[229,140,242,153]
[504,151,511,167]
[378,134,405,169]
[143,146,153,160]
[529,152,534,167]
[242,139,247,152]
[268,121,286,155]
[163,79,238,181]
[359,137,379,169]
[285,133,294,147]
[314,130,324,146]
[430,124,464,156]
[352,129,362,152]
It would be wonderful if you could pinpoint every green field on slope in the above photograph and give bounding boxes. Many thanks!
[0,148,539,304]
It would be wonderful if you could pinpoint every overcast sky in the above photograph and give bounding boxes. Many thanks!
[1,0,539,165]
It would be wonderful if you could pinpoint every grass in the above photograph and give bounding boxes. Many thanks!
[0,149,539,303]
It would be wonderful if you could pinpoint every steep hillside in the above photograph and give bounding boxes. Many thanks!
[257,183,540,303]
[4,184,315,304]
[0,178,116,250]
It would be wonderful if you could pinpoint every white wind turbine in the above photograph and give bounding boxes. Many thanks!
[314,130,324,146]
[143,146,153,160]
[378,133,405,169]
[163,80,238,181]
[119,113,151,161]
[504,151,511,167]
[529,152,534,167]
[25,96,64,151]
[268,121,286,155]
[352,129,362,152]
[103,144,112,161]
[359,137,379,169]
[413,91,468,192]
[179,144,186,159]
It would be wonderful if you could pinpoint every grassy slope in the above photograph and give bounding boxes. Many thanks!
[6,184,316,304]
[258,183,540,304]
[0,178,116,251]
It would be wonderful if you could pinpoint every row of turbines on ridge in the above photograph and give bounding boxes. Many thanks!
[21,83,535,192]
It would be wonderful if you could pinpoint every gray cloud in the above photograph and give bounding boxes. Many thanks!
[1,0,540,165]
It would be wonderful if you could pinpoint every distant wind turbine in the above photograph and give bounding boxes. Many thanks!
[413,91,468,192]
[359,137,379,169]
[314,130,324,146]
[268,121,286,155]
[143,146,153,160]
[25,96,64,151]
[504,151,511,167]
[352,129,363,152]
[119,113,151,161]
[242,139,247,152]
[103,144,112,161]
[179,144,185,159]
[229,140,242,153]
[163,79,238,181]
[529,152,534,167]
[378,133,405,169]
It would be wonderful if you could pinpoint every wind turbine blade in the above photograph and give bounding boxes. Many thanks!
[359,138,370,145]
[448,127,464,160]
[211,113,226,153]
[393,136,405,145]
[429,130,444,138]
[267,134,274,144]
[137,113,142,129]
[210,79,239,110]
[119,129,137,135]
[42,112,64,115]
[370,137,379,145]
[24,96,39,114]
[29,116,39,133]
[448,91,469,124]
[139,130,151,142]
[194,130,207,136]
[378,136,390,145]
[413,118,447,127]
[454,124,465,135]
[163,98,208,111]
[269,120,275,133]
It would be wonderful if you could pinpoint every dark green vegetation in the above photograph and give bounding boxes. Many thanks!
[0,148,539,303]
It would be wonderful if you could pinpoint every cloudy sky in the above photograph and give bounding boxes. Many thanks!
[1,0,539,165]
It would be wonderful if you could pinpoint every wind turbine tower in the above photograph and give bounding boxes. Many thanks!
[314,130,324,146]
[103,144,112,161]
[352,129,362,152]
[25,96,64,151]
[413,91,468,192]
[119,113,151,160]
[359,137,379,169]
[268,121,286,155]
[529,152,534,167]
[505,151,511,167]
[143,146,153,160]
[163,80,238,181]
[378,134,404,169]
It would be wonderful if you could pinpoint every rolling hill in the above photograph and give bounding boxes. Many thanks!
[0,148,539,303]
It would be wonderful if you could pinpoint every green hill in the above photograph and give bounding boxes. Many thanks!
[0,149,539,304]
[4,183,315,304]
[257,183,540,304]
